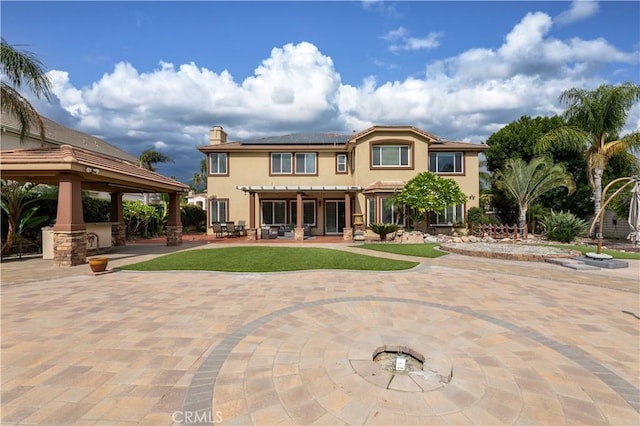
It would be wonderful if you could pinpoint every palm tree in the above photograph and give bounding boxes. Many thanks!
[494,157,575,235]
[1,38,52,143]
[537,83,640,218]
[192,172,204,192]
[191,158,208,192]
[137,149,172,172]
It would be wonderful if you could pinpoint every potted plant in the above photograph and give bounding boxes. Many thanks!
[89,257,109,273]
[368,223,399,241]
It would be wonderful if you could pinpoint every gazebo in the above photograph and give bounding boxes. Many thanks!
[1,144,189,266]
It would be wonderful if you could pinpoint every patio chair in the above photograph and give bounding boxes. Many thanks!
[212,222,225,238]
[226,221,239,237]
[236,220,247,237]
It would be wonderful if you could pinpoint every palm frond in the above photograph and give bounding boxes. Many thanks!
[1,83,46,143]
[535,126,589,154]
[0,38,51,99]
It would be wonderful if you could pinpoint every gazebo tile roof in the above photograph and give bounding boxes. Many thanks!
[1,145,188,192]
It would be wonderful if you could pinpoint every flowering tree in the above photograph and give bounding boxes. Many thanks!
[393,172,468,230]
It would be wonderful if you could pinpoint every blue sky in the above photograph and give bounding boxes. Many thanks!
[2,1,639,183]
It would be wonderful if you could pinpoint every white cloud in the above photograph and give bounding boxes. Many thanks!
[44,12,638,182]
[555,0,599,25]
[383,27,442,52]
[361,0,401,18]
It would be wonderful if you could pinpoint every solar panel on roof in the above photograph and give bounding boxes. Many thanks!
[240,133,350,145]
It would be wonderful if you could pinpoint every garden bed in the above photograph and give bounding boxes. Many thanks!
[439,242,581,262]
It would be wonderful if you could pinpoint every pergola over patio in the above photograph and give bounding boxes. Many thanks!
[1,144,189,266]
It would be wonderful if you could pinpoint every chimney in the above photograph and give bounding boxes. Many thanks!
[209,126,227,145]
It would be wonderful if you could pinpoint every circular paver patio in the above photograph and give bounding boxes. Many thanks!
[1,244,638,425]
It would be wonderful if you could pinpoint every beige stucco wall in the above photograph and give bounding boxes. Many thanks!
[207,150,353,233]
[204,128,484,235]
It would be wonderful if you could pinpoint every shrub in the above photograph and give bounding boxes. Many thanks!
[123,201,163,239]
[83,196,111,222]
[466,207,498,225]
[541,211,588,243]
[368,223,399,241]
[181,204,206,233]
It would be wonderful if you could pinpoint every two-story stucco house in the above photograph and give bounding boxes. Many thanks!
[198,125,488,240]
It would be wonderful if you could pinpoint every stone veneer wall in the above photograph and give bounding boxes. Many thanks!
[111,223,126,246]
[53,231,87,266]
[343,227,353,241]
[166,225,183,246]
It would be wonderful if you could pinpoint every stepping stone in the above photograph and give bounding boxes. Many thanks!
[576,257,629,269]
[545,258,600,270]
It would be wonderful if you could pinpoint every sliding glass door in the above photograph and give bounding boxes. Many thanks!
[325,200,345,234]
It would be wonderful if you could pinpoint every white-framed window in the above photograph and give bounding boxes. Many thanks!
[372,145,410,167]
[366,197,376,226]
[290,200,316,226]
[210,199,228,223]
[271,153,292,174]
[429,152,463,173]
[261,200,287,225]
[295,153,316,174]
[336,154,347,173]
[432,204,464,224]
[209,153,228,175]
[380,197,406,225]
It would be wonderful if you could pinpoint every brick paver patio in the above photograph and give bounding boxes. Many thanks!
[1,241,638,425]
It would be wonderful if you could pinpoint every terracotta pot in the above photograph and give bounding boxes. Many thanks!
[89,257,109,273]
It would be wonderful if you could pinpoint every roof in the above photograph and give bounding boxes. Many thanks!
[429,141,488,151]
[0,145,189,193]
[349,125,438,142]
[236,185,362,192]
[0,113,138,162]
[240,133,351,145]
[362,181,406,194]
[198,125,487,152]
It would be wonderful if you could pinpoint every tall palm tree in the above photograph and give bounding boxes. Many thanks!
[494,157,575,235]
[192,172,204,192]
[537,83,640,218]
[1,38,52,143]
[191,157,208,192]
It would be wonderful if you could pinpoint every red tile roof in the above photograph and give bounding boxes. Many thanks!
[1,145,189,193]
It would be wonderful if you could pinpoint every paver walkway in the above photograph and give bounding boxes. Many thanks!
[1,241,638,425]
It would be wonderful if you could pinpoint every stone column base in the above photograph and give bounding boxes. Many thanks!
[343,227,353,241]
[246,229,257,240]
[111,222,126,246]
[53,230,87,267]
[294,228,305,241]
[166,225,183,246]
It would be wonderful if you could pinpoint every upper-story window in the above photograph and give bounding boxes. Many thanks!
[336,154,347,173]
[372,145,410,167]
[271,152,317,175]
[271,153,292,174]
[295,153,317,174]
[209,153,228,175]
[429,152,463,174]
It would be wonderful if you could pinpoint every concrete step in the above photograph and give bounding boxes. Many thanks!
[545,258,600,270]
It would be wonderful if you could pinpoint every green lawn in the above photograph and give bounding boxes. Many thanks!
[355,243,447,258]
[118,246,419,272]
[545,244,640,260]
